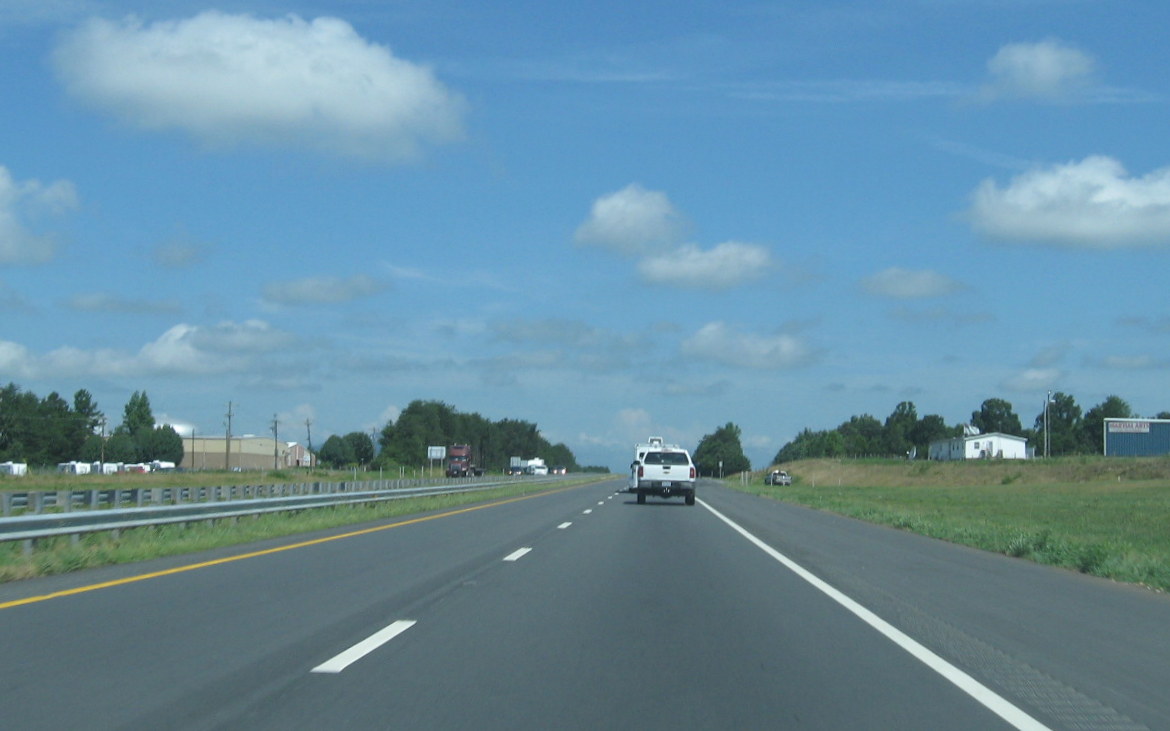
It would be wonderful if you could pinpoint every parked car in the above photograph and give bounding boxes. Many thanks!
[765,469,792,486]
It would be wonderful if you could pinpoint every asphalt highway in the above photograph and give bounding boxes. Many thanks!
[2,478,1168,729]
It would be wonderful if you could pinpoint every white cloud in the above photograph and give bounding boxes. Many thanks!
[0,340,34,379]
[682,321,813,369]
[1001,367,1062,392]
[639,242,772,290]
[981,39,1096,102]
[0,320,296,379]
[53,12,466,161]
[969,156,1170,248]
[574,183,686,254]
[0,165,78,264]
[861,267,964,299]
[263,274,388,305]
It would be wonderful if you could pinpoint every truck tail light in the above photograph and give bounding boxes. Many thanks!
[637,465,644,478]
[690,466,696,479]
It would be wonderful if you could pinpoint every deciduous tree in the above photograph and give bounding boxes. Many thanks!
[694,422,751,476]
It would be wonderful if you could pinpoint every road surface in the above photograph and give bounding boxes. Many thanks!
[2,478,1167,729]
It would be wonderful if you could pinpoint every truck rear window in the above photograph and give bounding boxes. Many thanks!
[643,451,690,466]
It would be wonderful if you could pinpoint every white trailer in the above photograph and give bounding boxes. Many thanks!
[1,461,28,476]
[928,432,1029,461]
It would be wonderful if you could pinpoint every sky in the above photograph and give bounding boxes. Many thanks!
[2,1,1169,470]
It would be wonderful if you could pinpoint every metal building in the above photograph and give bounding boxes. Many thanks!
[1103,419,1170,457]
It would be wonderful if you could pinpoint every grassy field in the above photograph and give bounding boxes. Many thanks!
[0,472,608,583]
[736,457,1170,593]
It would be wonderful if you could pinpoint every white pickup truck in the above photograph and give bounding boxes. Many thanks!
[629,436,697,506]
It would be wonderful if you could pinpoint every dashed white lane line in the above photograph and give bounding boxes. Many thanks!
[503,547,533,562]
[312,620,416,674]
[583,509,593,515]
[698,499,1049,731]
[558,522,573,529]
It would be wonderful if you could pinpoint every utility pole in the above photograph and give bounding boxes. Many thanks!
[225,401,234,471]
[271,414,280,469]
[305,418,313,469]
[1044,391,1052,459]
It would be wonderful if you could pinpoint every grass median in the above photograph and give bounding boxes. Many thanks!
[0,474,610,583]
[735,457,1170,593]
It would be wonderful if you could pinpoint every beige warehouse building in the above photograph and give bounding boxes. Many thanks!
[181,436,315,471]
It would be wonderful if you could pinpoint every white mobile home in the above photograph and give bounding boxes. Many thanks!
[928,432,1028,461]
[1,461,28,476]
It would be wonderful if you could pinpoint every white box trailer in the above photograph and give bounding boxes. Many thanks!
[1,461,28,476]
[57,461,92,475]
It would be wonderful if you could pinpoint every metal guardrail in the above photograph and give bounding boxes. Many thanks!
[0,476,547,553]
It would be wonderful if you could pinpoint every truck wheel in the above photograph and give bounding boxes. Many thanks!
[685,492,695,506]
[636,493,646,504]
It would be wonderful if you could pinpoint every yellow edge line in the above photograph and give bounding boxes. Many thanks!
[0,486,573,611]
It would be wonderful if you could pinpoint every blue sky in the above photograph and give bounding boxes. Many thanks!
[2,1,1169,470]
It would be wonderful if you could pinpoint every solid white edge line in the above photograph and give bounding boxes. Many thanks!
[311,619,416,674]
[503,547,532,562]
[697,499,1051,731]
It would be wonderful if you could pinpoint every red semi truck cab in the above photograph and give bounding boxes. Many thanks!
[445,444,483,477]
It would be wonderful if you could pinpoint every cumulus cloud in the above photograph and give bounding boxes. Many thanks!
[981,39,1096,102]
[263,274,388,305]
[682,321,813,369]
[575,184,774,290]
[53,11,466,161]
[0,165,78,264]
[861,267,965,299]
[638,242,772,290]
[574,183,686,254]
[0,320,296,379]
[969,156,1170,248]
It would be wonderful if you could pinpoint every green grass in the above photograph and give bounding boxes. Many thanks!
[733,457,1170,592]
[0,476,609,583]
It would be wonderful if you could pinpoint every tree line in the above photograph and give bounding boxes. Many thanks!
[0,384,581,473]
[772,394,1170,464]
[0,384,183,466]
[315,400,584,472]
